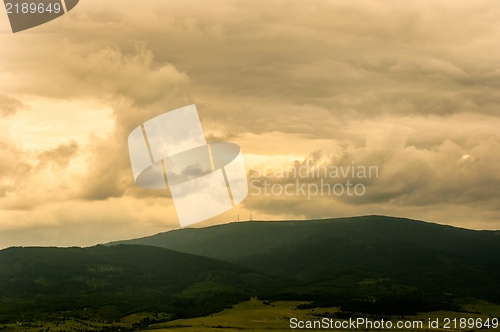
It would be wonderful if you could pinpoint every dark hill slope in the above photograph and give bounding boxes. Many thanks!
[0,245,279,322]
[109,216,500,306]
[109,215,500,267]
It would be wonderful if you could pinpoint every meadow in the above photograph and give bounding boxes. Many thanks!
[4,298,498,332]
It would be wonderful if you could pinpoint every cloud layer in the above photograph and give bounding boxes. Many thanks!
[1,0,500,248]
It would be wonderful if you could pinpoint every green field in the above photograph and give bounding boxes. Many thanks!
[149,298,500,332]
[1,298,499,331]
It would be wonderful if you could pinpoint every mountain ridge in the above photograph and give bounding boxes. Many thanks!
[1,215,500,323]
[107,215,500,265]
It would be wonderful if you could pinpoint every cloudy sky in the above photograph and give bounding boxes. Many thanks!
[1,0,500,248]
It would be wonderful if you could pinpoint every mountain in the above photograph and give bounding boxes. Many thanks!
[109,215,500,311]
[2,215,500,324]
[0,245,279,323]
[109,215,500,269]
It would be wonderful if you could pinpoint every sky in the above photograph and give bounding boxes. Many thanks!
[1,0,500,248]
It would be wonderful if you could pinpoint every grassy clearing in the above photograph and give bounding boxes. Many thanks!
[2,298,499,331]
[147,298,500,332]
[147,298,312,332]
